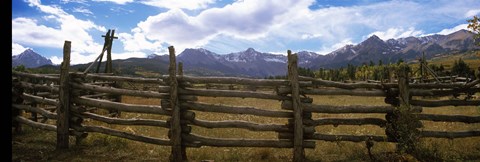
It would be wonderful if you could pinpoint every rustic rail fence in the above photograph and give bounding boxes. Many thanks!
[11,41,480,161]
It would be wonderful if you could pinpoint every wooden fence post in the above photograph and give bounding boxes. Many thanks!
[288,50,304,162]
[178,61,188,160]
[12,78,24,133]
[386,64,420,153]
[398,64,410,106]
[178,62,183,76]
[57,40,71,149]
[168,46,184,162]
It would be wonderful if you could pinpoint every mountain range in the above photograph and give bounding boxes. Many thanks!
[149,29,479,77]
[14,29,479,77]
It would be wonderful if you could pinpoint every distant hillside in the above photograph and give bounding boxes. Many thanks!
[307,29,479,69]
[12,49,53,68]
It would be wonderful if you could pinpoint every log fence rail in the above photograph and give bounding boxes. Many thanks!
[12,41,480,162]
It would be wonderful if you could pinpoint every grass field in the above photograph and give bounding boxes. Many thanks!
[12,94,480,161]
[410,50,480,70]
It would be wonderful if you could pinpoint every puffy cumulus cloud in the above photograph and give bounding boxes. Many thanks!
[14,0,106,64]
[118,28,165,53]
[139,9,214,46]
[90,0,215,10]
[12,43,28,56]
[126,0,480,55]
[369,27,423,40]
[132,0,312,53]
[196,0,305,39]
[437,24,468,35]
[140,0,215,10]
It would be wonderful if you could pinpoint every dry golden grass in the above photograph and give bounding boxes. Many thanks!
[12,94,480,161]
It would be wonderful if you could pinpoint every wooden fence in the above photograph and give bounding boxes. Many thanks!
[11,41,480,161]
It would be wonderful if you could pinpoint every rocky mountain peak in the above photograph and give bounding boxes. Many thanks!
[12,49,53,68]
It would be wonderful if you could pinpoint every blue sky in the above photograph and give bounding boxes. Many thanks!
[12,0,480,64]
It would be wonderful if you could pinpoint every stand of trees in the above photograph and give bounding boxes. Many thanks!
[276,58,478,82]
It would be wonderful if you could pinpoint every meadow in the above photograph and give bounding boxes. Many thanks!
[12,94,480,161]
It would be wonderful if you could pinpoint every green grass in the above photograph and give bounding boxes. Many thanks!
[12,95,480,161]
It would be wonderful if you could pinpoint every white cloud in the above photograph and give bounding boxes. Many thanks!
[436,24,468,35]
[112,51,148,60]
[139,0,215,10]
[50,51,147,65]
[118,29,165,53]
[50,51,96,65]
[369,27,423,40]
[60,0,88,4]
[72,7,93,16]
[89,0,215,10]
[92,0,133,5]
[12,43,28,56]
[131,0,311,53]
[465,9,480,18]
[13,0,107,64]
[301,33,322,40]
[317,39,353,54]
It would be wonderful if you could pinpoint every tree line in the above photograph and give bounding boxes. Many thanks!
[266,58,478,82]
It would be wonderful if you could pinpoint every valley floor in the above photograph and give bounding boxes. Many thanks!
[12,95,480,161]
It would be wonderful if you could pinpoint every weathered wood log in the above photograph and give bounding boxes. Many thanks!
[305,133,393,142]
[410,88,480,97]
[288,51,304,162]
[70,116,83,124]
[17,81,59,93]
[71,82,168,98]
[160,95,198,101]
[80,93,110,98]
[189,118,289,132]
[416,114,480,123]
[420,130,480,138]
[15,116,56,131]
[281,100,422,113]
[409,80,479,89]
[182,111,196,121]
[410,100,480,107]
[178,76,290,86]
[161,99,171,110]
[167,46,184,162]
[178,88,290,100]
[35,92,57,98]
[182,133,315,148]
[85,81,116,85]
[79,112,169,128]
[12,71,60,82]
[158,86,170,93]
[180,101,292,118]
[21,93,58,106]
[12,104,57,119]
[71,72,167,85]
[298,76,395,89]
[73,97,171,115]
[304,118,387,127]
[83,125,171,146]
[277,87,389,96]
[57,41,71,149]
[277,133,311,139]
